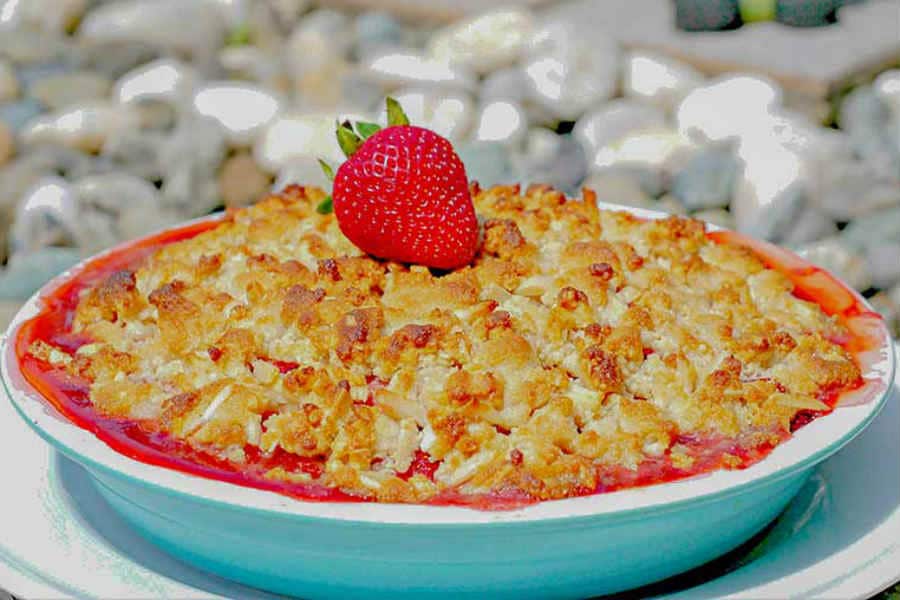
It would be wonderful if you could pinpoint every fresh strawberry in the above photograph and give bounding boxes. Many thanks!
[321,99,479,270]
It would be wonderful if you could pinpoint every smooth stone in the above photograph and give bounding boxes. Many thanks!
[0,301,22,330]
[523,21,618,121]
[0,59,20,102]
[865,241,900,290]
[292,56,352,112]
[339,72,388,113]
[29,71,112,110]
[0,98,43,132]
[380,88,474,142]
[780,206,838,246]
[817,161,900,220]
[480,68,531,103]
[16,61,70,90]
[16,144,100,179]
[691,208,734,230]
[134,101,176,131]
[0,30,65,65]
[623,51,704,113]
[771,109,854,168]
[873,69,900,116]
[868,292,899,338]
[78,0,225,63]
[514,131,587,195]
[273,156,333,194]
[795,237,872,292]
[159,116,227,216]
[590,129,697,196]
[582,172,654,209]
[72,172,170,244]
[0,0,87,33]
[219,46,285,88]
[354,11,404,56]
[192,82,282,146]
[21,102,141,153]
[656,194,688,216]
[0,248,82,301]
[9,176,80,254]
[268,0,313,31]
[427,8,534,75]
[285,9,352,76]
[841,207,900,252]
[71,40,160,80]
[114,58,197,105]
[101,130,166,181]
[677,75,783,143]
[0,120,13,166]
[838,87,900,177]
[671,146,739,210]
[473,100,527,146]
[455,141,515,188]
[574,100,667,161]
[219,153,272,208]
[206,0,251,28]
[254,112,347,172]
[361,50,477,92]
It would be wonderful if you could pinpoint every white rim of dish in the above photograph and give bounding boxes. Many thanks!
[2,203,895,526]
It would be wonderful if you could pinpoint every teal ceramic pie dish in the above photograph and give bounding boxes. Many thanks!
[3,204,895,599]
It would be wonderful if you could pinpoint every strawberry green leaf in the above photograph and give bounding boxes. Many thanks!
[336,121,362,157]
[386,97,410,127]
[318,159,335,182]
[355,121,382,140]
[316,195,333,214]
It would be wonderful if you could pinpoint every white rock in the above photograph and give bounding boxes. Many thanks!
[480,68,531,103]
[30,71,112,110]
[114,58,198,105]
[361,50,477,92]
[219,46,283,86]
[204,0,250,28]
[285,9,351,77]
[192,82,283,146]
[574,100,666,162]
[582,172,654,209]
[0,59,19,102]
[72,172,172,244]
[524,21,619,121]
[159,116,227,216]
[0,0,87,33]
[473,100,527,146]
[873,69,900,117]
[379,88,474,142]
[623,51,704,113]
[796,237,872,292]
[20,102,141,153]
[78,0,225,63]
[254,112,350,172]
[10,176,80,254]
[427,7,534,75]
[274,156,333,193]
[677,75,783,143]
[590,128,696,195]
[692,208,734,230]
[781,206,838,246]
[865,241,900,289]
[817,161,900,220]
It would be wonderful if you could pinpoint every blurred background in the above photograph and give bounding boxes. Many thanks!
[0,0,898,338]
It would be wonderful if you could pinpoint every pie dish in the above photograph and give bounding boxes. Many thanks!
[3,186,894,598]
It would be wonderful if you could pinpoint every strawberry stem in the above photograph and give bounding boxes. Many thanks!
[318,159,335,182]
[386,97,410,127]
[337,121,362,158]
[316,196,333,214]
[355,121,382,140]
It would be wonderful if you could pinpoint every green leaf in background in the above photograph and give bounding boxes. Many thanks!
[316,195,334,214]
[336,121,362,158]
[386,97,410,127]
[226,23,251,46]
[355,121,382,139]
[318,159,336,182]
[738,0,776,22]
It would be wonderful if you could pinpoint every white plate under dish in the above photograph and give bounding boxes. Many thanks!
[2,347,898,599]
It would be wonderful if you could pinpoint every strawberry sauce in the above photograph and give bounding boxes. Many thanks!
[13,219,886,510]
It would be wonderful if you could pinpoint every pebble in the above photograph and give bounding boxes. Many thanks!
[869,291,899,338]
[101,130,166,181]
[0,0,87,34]
[192,82,283,146]
[656,194,688,216]
[71,40,160,80]
[0,30,65,65]
[78,0,226,65]
[691,208,734,230]
[15,144,100,180]
[817,161,900,220]
[29,71,112,110]
[361,50,477,92]
[254,112,347,172]
[623,51,704,113]
[427,7,534,75]
[838,87,900,178]
[677,75,783,143]
[159,116,228,216]
[273,156,333,193]
[9,177,80,255]
[0,248,83,301]
[455,141,515,188]
[514,130,587,195]
[574,100,667,162]
[285,9,352,77]
[581,172,654,209]
[841,207,900,253]
[0,59,19,102]
[480,68,532,103]
[114,58,198,105]
[0,99,44,133]
[0,120,13,166]
[219,153,272,207]
[0,301,22,331]
[781,206,838,246]
[591,129,696,196]
[671,146,739,210]
[796,237,872,292]
[219,46,284,88]
[354,11,405,57]
[381,88,474,142]
[21,102,141,154]
[16,61,71,91]
[72,172,169,244]
[473,100,527,146]
[524,21,619,121]
[873,69,900,117]
[268,0,313,32]
[864,242,900,290]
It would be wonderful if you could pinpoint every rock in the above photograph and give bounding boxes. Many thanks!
[574,100,666,163]
[101,130,166,181]
[292,56,352,112]
[656,194,688,216]
[9,177,80,255]
[523,21,618,121]
[0,301,22,330]
[0,248,83,301]
[873,69,900,117]
[21,102,141,153]
[591,129,696,197]
[480,68,531,103]
[267,0,313,31]
[671,146,739,209]
[15,144,100,179]
[514,130,587,195]
[339,72,388,113]
[192,82,283,146]
[776,0,838,27]
[285,9,352,77]
[71,40,160,80]
[219,153,272,208]
[838,87,899,178]
[796,237,872,292]
[0,120,13,166]
[455,141,515,188]
[427,8,534,75]
[0,30,67,65]
[15,61,70,91]
[254,112,348,172]
[273,156,333,193]
[29,71,112,110]
[0,0,87,33]
[868,291,899,338]
[219,46,285,89]
[677,75,783,143]
[675,0,741,30]
[816,161,900,220]
[72,172,172,245]
[781,206,838,246]
[78,0,226,64]
[692,208,734,230]
[841,207,900,253]
[623,51,704,113]
[864,241,900,290]
[361,50,477,92]
[354,11,404,57]
[582,172,654,209]
[0,99,43,133]
[380,88,474,142]
[159,116,228,216]
[0,59,19,102]
[473,101,527,146]
[114,58,197,105]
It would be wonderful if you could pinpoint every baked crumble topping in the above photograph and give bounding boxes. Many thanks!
[26,184,861,503]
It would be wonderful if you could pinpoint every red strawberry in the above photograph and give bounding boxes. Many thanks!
[324,101,479,270]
